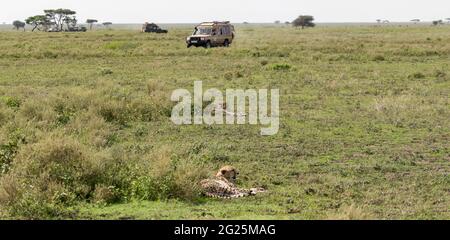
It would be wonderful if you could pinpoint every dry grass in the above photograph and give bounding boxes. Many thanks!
[326,205,375,220]
[0,25,449,219]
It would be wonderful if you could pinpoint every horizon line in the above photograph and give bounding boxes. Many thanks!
[2,21,447,25]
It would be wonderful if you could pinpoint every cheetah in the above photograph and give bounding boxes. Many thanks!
[200,166,266,199]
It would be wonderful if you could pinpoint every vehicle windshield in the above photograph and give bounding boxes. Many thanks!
[193,27,212,35]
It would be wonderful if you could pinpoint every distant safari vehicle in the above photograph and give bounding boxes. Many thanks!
[46,27,60,32]
[46,26,87,32]
[65,26,87,32]
[142,22,168,33]
[186,21,235,48]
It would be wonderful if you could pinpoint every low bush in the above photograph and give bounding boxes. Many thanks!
[372,55,385,61]
[408,72,426,79]
[130,147,208,202]
[272,63,291,71]
[2,97,21,109]
[100,67,113,75]
[0,136,208,218]
[0,136,95,218]
[0,129,26,174]
[105,41,140,51]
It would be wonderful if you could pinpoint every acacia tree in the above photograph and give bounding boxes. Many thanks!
[432,20,443,26]
[12,20,25,31]
[44,9,76,31]
[292,15,315,29]
[25,15,51,32]
[86,19,98,30]
[102,22,112,29]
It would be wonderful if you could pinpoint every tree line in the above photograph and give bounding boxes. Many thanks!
[272,15,316,28]
[12,9,112,32]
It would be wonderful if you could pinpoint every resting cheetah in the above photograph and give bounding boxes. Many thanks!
[200,166,266,199]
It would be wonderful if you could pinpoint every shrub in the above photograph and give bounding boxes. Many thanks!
[272,63,291,71]
[0,138,139,218]
[408,72,426,79]
[0,179,74,219]
[235,71,244,78]
[0,141,19,174]
[105,41,140,51]
[0,137,209,218]
[292,15,316,29]
[0,129,25,174]
[130,147,208,202]
[0,107,7,125]
[224,72,233,80]
[2,97,21,109]
[171,160,209,201]
[41,51,59,59]
[94,92,171,125]
[100,67,113,75]
[97,101,130,125]
[19,100,56,124]
[92,185,121,204]
[0,136,100,218]
[372,55,385,62]
[54,102,75,126]
[66,110,115,148]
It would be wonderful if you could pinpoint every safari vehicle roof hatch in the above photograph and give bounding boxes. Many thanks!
[198,21,231,26]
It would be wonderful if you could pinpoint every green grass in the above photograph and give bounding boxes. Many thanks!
[0,25,449,219]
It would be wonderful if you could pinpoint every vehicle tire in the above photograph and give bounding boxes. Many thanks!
[224,39,230,47]
[187,44,192,48]
[204,41,211,49]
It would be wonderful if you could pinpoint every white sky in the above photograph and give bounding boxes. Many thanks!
[1,0,449,23]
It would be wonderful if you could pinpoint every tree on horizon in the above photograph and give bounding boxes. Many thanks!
[12,20,25,31]
[25,15,52,32]
[103,22,113,29]
[292,15,315,29]
[44,9,76,31]
[86,19,98,30]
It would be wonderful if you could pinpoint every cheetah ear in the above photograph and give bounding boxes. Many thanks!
[221,170,227,175]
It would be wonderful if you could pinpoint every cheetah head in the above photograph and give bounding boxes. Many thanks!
[216,165,239,183]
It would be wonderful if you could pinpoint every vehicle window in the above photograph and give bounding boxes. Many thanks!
[222,26,230,35]
[194,27,212,35]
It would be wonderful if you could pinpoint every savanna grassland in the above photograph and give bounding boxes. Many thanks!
[0,25,449,219]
